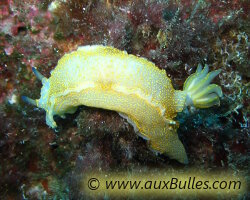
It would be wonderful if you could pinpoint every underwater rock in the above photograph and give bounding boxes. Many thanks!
[0,0,249,199]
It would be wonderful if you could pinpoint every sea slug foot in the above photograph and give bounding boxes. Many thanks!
[46,112,57,128]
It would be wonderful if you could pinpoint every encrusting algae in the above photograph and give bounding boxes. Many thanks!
[23,45,223,164]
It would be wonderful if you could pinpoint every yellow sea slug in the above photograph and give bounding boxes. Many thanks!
[23,45,223,164]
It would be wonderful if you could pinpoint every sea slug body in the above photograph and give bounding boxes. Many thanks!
[23,45,223,164]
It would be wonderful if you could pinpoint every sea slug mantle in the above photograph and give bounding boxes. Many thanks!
[23,45,223,164]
